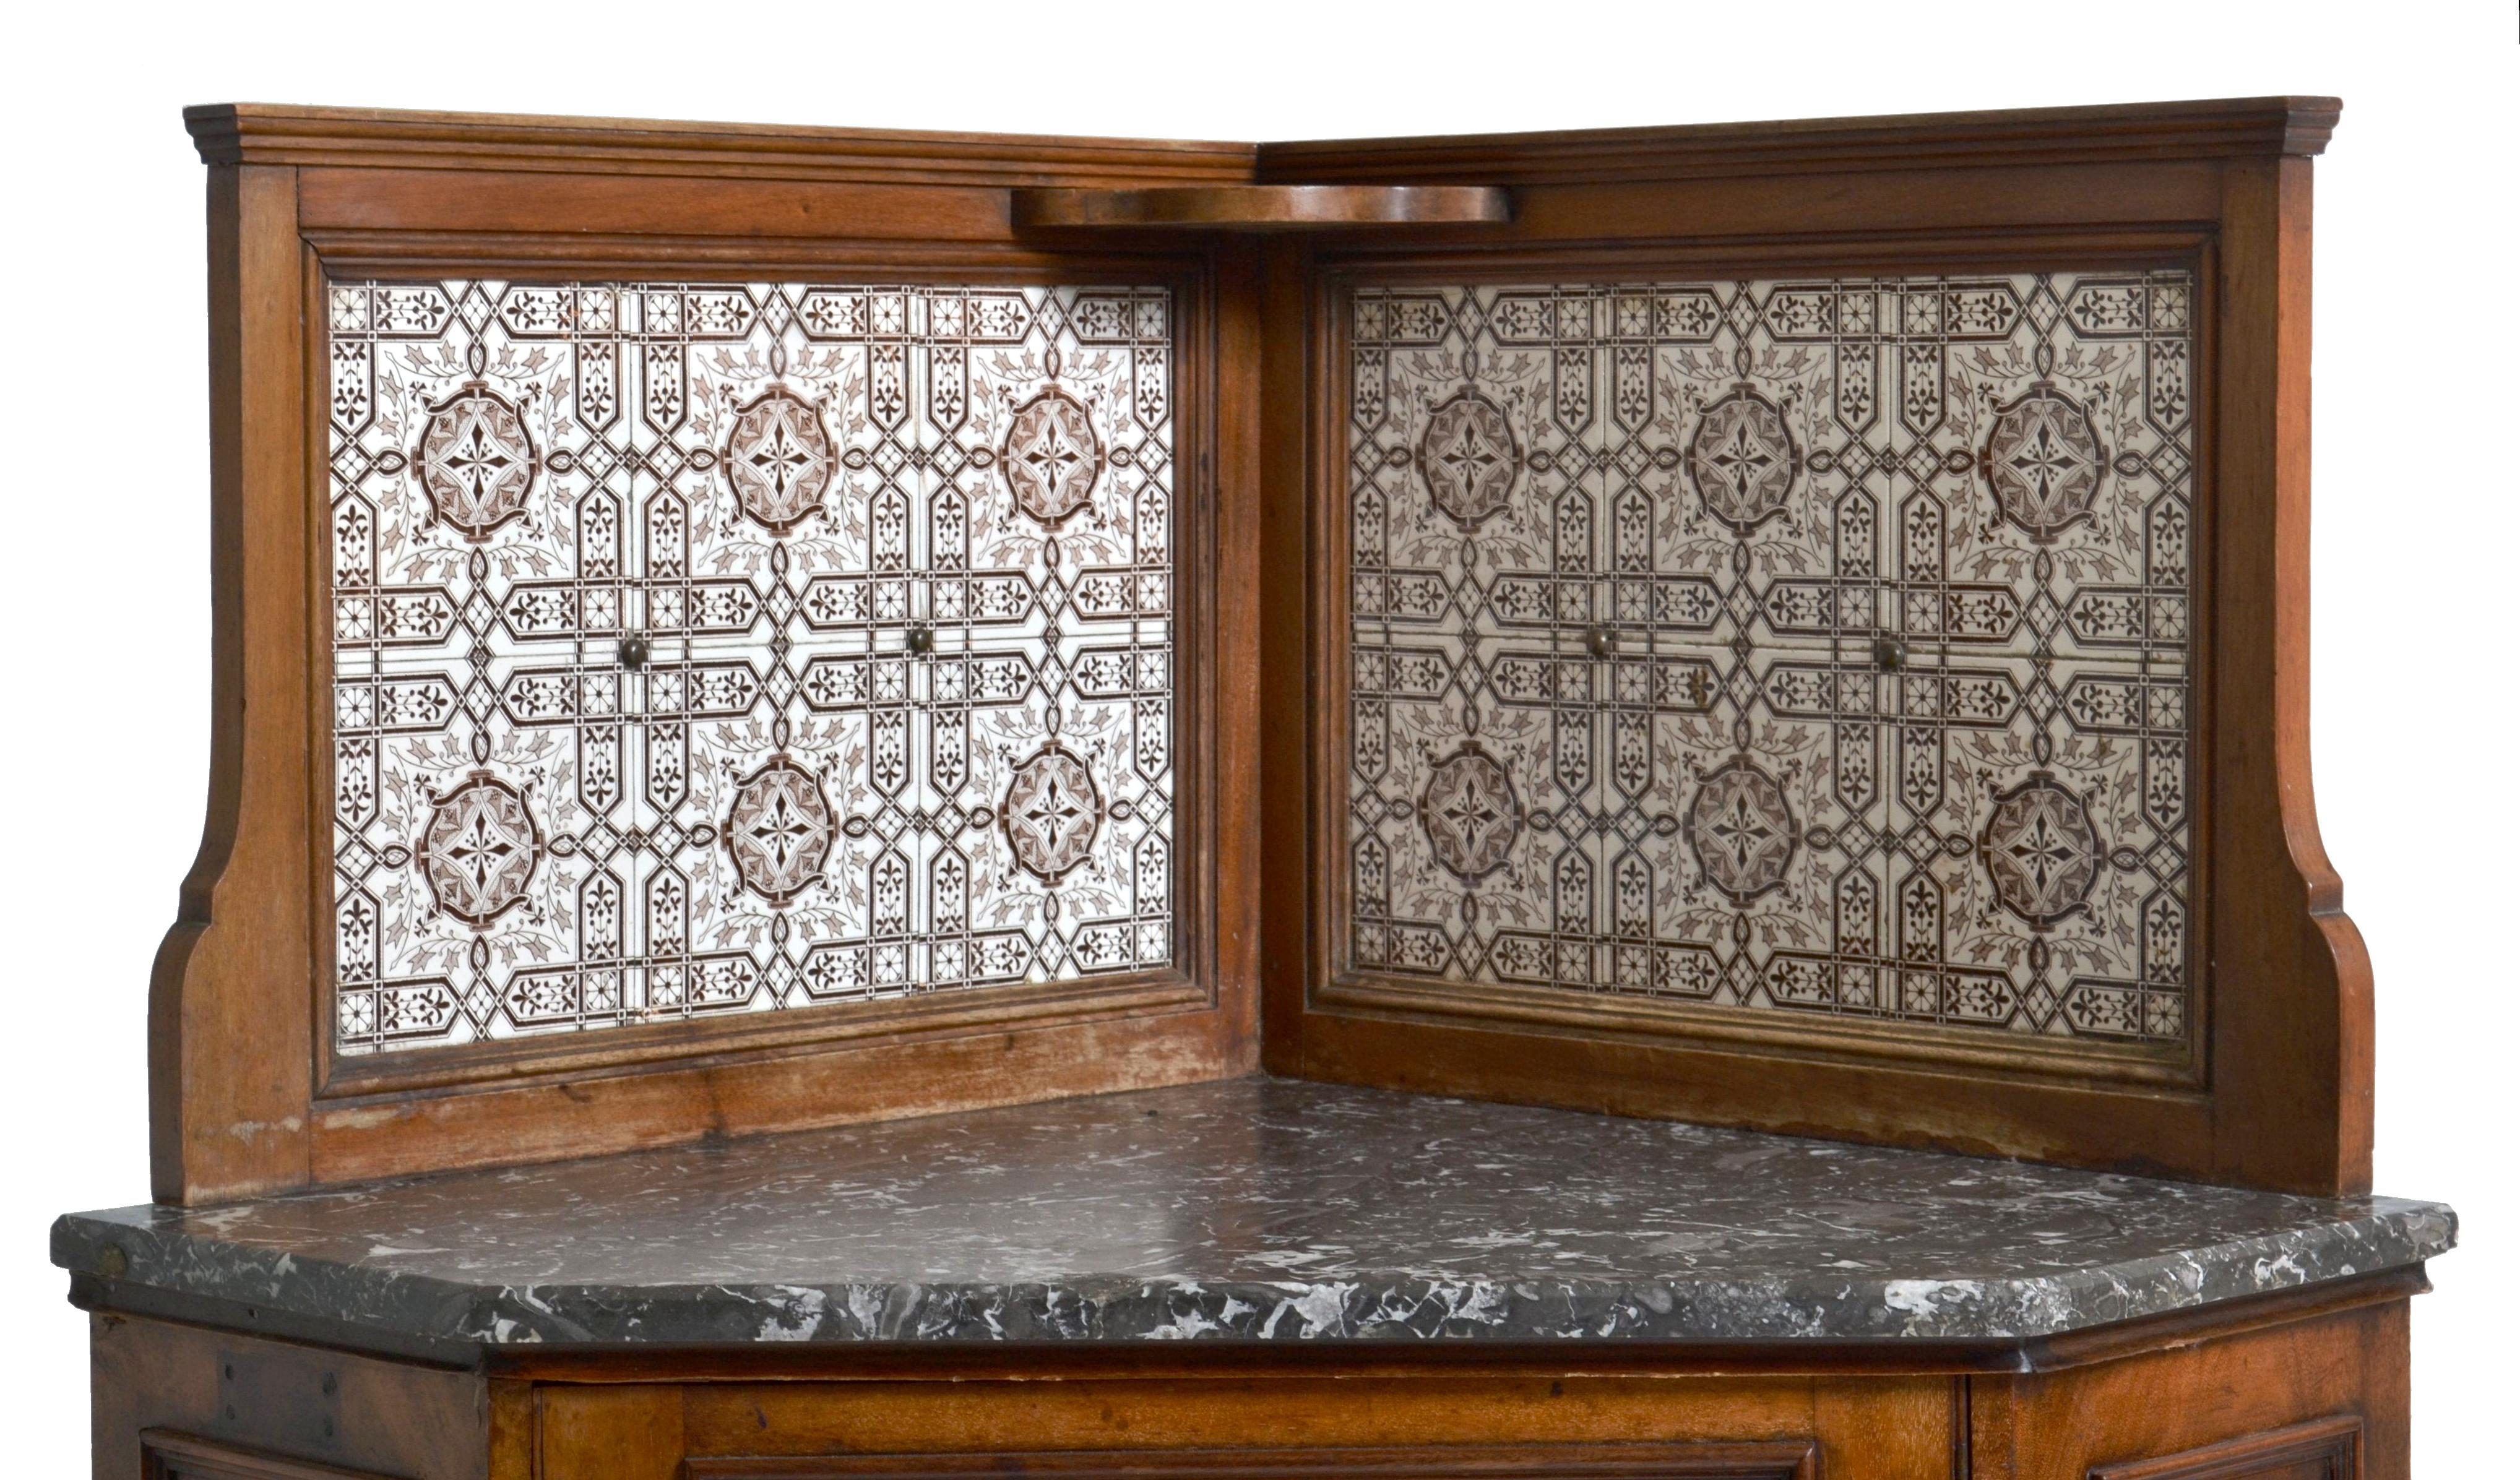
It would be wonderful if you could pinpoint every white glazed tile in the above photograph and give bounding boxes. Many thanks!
[329,281,1174,1055]
[1345,275,2193,1049]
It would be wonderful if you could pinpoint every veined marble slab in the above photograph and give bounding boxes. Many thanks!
[52,1077,2451,1350]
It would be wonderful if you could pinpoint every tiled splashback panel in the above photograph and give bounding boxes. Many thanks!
[1344,273,2194,1048]
[329,280,1175,1054]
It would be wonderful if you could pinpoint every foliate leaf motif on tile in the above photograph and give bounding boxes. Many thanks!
[329,280,1175,1054]
[1345,275,2192,1048]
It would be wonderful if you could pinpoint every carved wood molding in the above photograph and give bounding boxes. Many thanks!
[143,1431,403,1480]
[1258,97,2342,185]
[183,104,1258,186]
[2087,1414,2362,1479]
[184,97,2339,189]
[686,1443,1816,1480]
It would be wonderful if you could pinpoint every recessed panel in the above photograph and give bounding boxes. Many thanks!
[1342,273,2193,1050]
[327,280,1175,1054]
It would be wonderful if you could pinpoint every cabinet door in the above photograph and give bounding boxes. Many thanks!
[328,280,1180,1056]
[1331,267,2196,1074]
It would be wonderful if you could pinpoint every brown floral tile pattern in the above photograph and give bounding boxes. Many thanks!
[1345,274,2193,1046]
[329,281,1175,1054]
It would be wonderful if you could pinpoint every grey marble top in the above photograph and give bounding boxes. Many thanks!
[52,1077,2453,1351]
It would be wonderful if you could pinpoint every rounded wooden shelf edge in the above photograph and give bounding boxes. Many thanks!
[1013,184,1512,231]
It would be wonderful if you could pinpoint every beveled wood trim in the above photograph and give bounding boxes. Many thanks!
[300,231,1215,275]
[320,973,1209,1098]
[185,98,2341,191]
[1310,976,2199,1088]
[1013,186,1512,231]
[684,1442,1817,1480]
[1258,97,2341,186]
[1455,161,2227,247]
[305,1010,1251,1185]
[649,1379,1934,1480]
[2085,1414,2361,1479]
[298,232,1208,278]
[188,104,1255,186]
[142,1431,405,1480]
[296,170,1023,243]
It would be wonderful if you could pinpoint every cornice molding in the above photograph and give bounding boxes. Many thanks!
[182,104,1259,187]
[186,97,2340,192]
[1258,97,2344,186]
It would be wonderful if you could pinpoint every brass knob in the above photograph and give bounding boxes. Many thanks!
[617,634,652,669]
[1873,634,1907,671]
[906,624,934,655]
[1584,623,1617,659]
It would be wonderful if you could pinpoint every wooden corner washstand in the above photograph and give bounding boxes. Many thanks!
[56,97,2451,1480]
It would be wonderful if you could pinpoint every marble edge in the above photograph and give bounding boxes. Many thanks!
[46,1198,2457,1348]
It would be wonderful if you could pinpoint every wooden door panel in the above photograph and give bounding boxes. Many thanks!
[144,1432,408,1480]
[683,1445,1816,1480]
[2087,1416,2361,1479]
[528,1374,1948,1480]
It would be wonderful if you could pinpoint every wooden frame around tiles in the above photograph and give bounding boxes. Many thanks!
[1256,105,2370,1197]
[157,112,1269,1203]
[1295,240,2220,1067]
[155,98,2368,1202]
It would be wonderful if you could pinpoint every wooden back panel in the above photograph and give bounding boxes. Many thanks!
[1253,98,2370,1195]
[155,108,1270,1203]
[155,98,2367,1201]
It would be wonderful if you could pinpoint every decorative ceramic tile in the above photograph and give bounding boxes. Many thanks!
[328,280,1175,1054]
[1345,274,2193,1045]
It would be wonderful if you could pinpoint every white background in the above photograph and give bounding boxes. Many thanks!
[1,1,2510,1471]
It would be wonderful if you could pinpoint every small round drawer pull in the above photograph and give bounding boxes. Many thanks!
[1873,634,1907,671]
[906,624,935,655]
[618,635,652,669]
[1584,623,1617,659]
